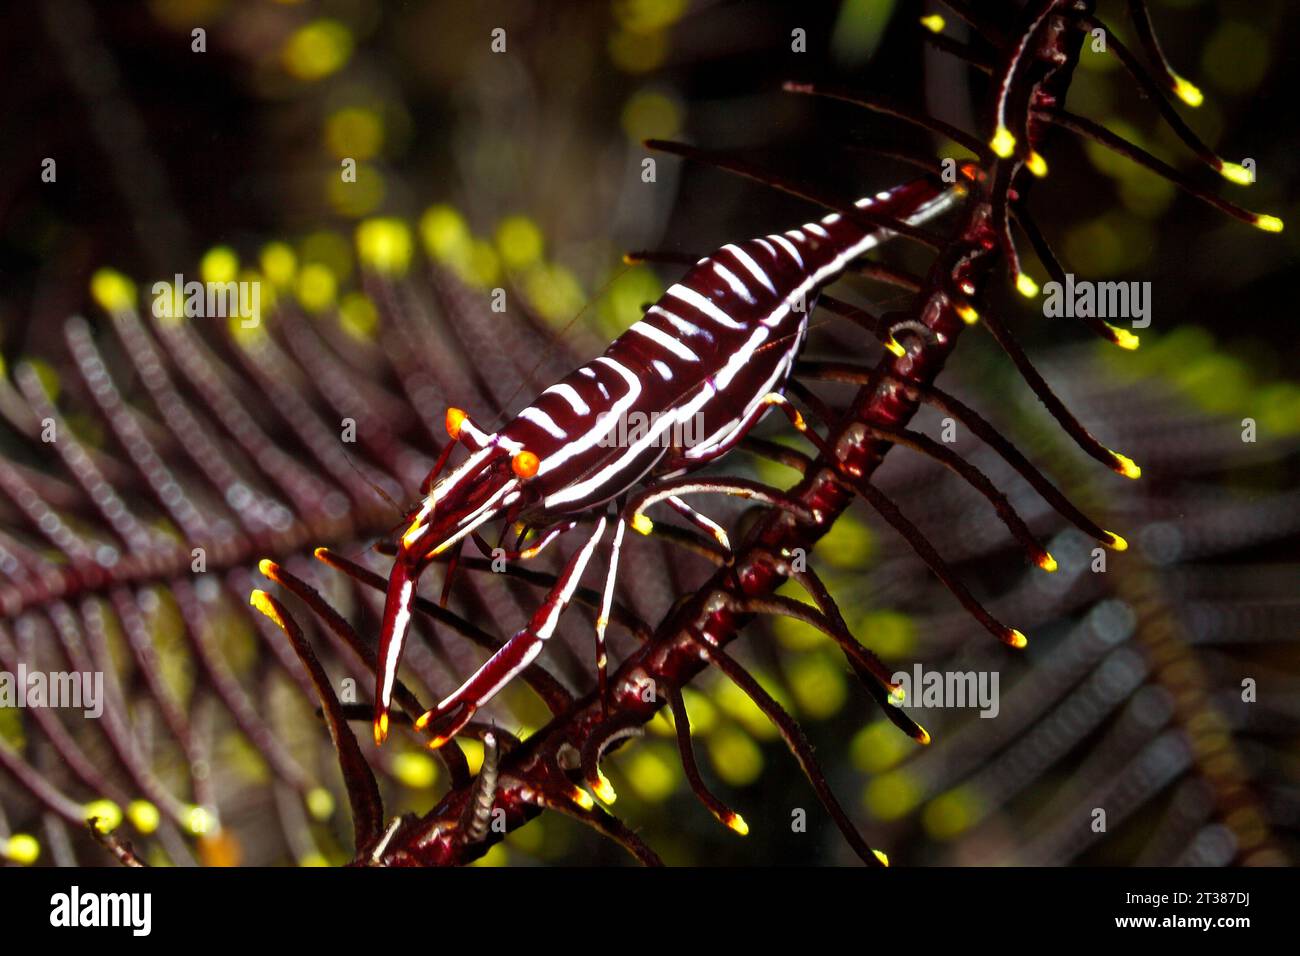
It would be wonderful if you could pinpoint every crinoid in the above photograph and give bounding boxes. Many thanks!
[0,1,1290,868]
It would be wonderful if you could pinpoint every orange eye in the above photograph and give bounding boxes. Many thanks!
[445,407,467,440]
[511,449,540,479]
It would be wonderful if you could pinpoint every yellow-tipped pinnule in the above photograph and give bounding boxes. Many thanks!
[919,14,945,34]
[295,262,337,313]
[1107,324,1140,350]
[446,405,468,440]
[872,848,891,867]
[3,833,40,865]
[571,787,595,811]
[1219,161,1253,186]
[250,588,281,624]
[1105,531,1129,552]
[631,512,654,535]
[1015,272,1040,298]
[84,798,123,832]
[592,771,618,805]
[127,799,161,834]
[90,268,136,314]
[916,724,932,746]
[356,218,414,275]
[990,126,1017,159]
[1005,628,1029,649]
[261,242,297,288]
[1253,214,1284,233]
[1026,150,1048,178]
[885,336,906,358]
[1037,552,1058,573]
[955,302,980,325]
[200,246,239,285]
[724,811,750,836]
[374,711,390,746]
[1172,73,1203,108]
[1110,450,1142,479]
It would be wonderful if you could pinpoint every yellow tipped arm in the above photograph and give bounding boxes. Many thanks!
[1171,73,1203,108]
[990,126,1017,159]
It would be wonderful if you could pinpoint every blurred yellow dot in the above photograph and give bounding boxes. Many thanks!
[296,263,337,313]
[922,787,983,840]
[523,262,585,324]
[186,804,215,836]
[338,292,379,340]
[1172,352,1250,414]
[2,833,40,865]
[419,205,471,262]
[127,799,162,834]
[328,164,385,218]
[772,614,824,652]
[815,514,874,569]
[393,751,439,789]
[306,787,335,820]
[495,216,544,270]
[788,653,847,719]
[707,726,764,787]
[299,852,330,867]
[850,721,913,773]
[613,0,688,33]
[620,90,681,142]
[200,246,239,284]
[598,265,663,337]
[1257,383,1300,436]
[1063,217,1125,275]
[260,242,297,288]
[863,771,921,821]
[356,218,413,275]
[625,744,679,801]
[283,19,353,82]
[325,107,384,160]
[857,609,915,658]
[609,28,668,73]
[1202,22,1270,94]
[462,239,501,288]
[715,678,779,740]
[90,268,136,313]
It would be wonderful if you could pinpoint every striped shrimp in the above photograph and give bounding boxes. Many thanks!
[370,172,966,748]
